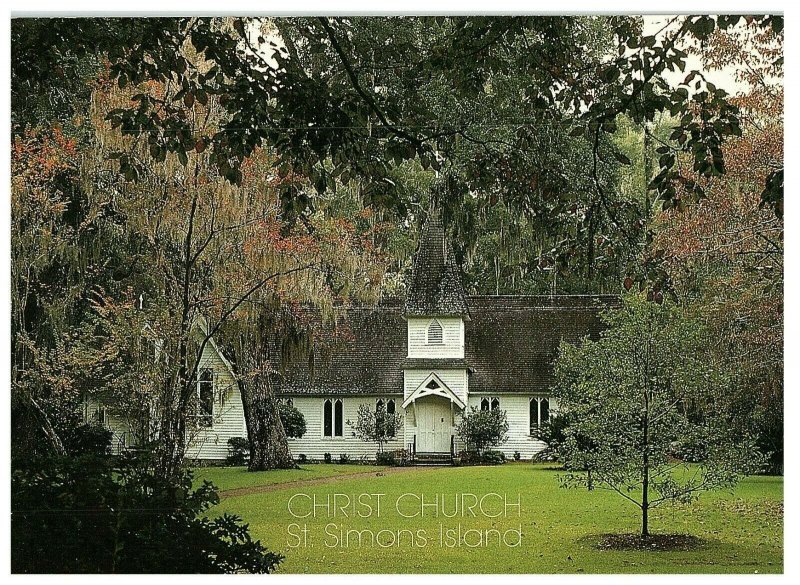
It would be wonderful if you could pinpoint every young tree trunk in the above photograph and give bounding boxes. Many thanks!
[641,383,651,537]
[242,371,295,471]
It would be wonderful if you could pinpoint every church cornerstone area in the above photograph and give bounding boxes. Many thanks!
[197,464,783,574]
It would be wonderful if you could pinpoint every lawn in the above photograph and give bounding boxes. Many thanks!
[195,463,783,574]
[194,464,387,492]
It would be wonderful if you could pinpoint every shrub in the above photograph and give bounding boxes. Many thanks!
[347,403,403,454]
[338,453,350,464]
[297,454,308,464]
[481,450,506,465]
[457,450,480,465]
[226,437,249,466]
[456,407,509,454]
[11,452,282,573]
[64,423,113,456]
[513,451,521,461]
[278,402,307,439]
[376,451,396,466]
[323,452,332,464]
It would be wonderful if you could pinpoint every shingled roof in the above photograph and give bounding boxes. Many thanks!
[404,215,469,317]
[274,295,618,396]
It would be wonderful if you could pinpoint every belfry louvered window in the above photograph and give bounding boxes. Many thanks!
[427,319,444,344]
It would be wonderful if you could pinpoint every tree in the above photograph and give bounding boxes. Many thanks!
[347,403,403,455]
[554,294,763,537]
[456,407,509,455]
[11,16,783,264]
[649,19,783,473]
[12,451,282,573]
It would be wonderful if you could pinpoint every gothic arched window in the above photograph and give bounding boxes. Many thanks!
[334,399,344,437]
[197,369,214,428]
[323,399,333,437]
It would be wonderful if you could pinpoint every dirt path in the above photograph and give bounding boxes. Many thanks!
[220,465,445,498]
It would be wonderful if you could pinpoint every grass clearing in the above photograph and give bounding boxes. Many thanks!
[196,463,782,574]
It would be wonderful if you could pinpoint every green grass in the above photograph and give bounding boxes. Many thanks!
[194,464,387,492]
[199,463,782,574]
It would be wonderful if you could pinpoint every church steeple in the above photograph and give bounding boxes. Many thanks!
[404,214,469,318]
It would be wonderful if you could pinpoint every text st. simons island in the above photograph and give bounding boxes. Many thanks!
[286,492,523,548]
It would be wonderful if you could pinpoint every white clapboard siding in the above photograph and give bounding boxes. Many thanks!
[84,398,139,454]
[407,317,464,358]
[403,369,468,403]
[185,343,247,461]
[286,396,406,461]
[461,394,552,461]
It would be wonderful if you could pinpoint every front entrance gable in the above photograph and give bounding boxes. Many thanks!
[402,372,466,410]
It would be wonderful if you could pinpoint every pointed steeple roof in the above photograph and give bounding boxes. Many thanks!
[404,214,469,317]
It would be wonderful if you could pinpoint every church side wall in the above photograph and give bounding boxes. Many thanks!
[407,317,464,358]
[185,344,246,461]
[461,394,552,461]
[286,396,406,461]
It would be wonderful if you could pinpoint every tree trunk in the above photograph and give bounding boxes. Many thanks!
[242,371,295,471]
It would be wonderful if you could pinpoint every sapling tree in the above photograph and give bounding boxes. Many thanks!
[554,294,763,537]
[456,407,509,455]
[348,403,403,455]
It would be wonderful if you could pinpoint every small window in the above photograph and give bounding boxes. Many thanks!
[334,399,343,437]
[323,399,333,437]
[197,369,214,428]
[94,407,107,427]
[480,398,490,411]
[286,398,293,407]
[425,379,440,390]
[427,319,444,345]
[540,398,550,424]
[491,398,500,411]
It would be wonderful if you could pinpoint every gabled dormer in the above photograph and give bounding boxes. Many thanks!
[404,214,469,359]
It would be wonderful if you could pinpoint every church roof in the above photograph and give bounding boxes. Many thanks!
[274,295,618,396]
[404,216,469,317]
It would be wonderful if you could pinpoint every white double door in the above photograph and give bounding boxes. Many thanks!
[415,395,453,453]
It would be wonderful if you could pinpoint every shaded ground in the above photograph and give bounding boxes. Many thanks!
[590,533,706,552]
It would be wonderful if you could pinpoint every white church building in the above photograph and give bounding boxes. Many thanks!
[90,216,615,463]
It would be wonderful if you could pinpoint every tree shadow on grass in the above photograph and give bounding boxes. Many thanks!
[580,533,708,552]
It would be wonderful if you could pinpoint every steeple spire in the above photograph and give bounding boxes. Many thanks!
[404,213,469,317]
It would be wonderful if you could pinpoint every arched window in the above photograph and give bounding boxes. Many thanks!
[427,319,444,345]
[480,398,490,411]
[376,399,384,412]
[387,399,396,437]
[286,398,293,408]
[529,396,551,435]
[491,398,500,411]
[334,399,344,437]
[323,399,333,437]
[197,369,214,428]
